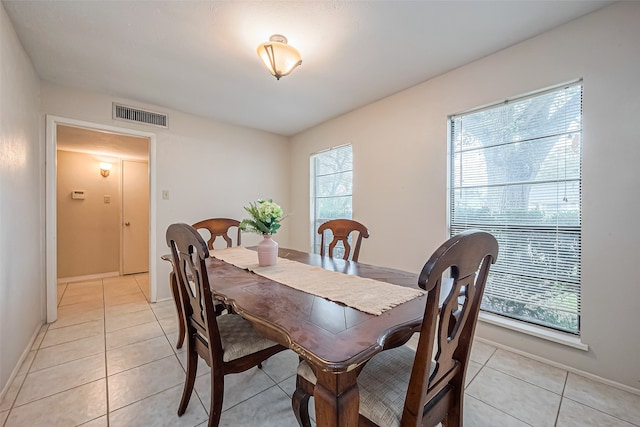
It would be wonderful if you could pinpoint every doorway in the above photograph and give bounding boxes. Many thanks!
[46,116,157,323]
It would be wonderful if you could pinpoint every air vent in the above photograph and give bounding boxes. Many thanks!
[112,103,168,128]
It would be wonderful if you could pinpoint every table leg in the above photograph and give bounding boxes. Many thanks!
[314,369,359,427]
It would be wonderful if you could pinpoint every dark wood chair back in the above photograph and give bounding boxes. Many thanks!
[291,229,498,427]
[167,223,223,364]
[400,230,498,426]
[163,218,241,350]
[166,223,285,427]
[318,218,370,262]
[192,218,241,250]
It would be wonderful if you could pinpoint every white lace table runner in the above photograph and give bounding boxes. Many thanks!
[210,246,424,316]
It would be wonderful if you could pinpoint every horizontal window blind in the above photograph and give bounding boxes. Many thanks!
[449,82,582,334]
[311,145,353,256]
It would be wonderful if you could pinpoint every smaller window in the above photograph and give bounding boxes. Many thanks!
[310,145,353,255]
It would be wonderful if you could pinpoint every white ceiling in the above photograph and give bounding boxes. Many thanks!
[3,0,613,136]
[57,125,150,161]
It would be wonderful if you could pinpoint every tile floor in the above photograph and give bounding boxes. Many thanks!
[1,274,639,426]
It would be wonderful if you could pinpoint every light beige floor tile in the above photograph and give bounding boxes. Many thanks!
[259,349,299,383]
[56,301,104,317]
[5,379,106,427]
[31,334,104,372]
[195,367,277,412]
[105,300,149,316]
[0,374,25,411]
[108,355,185,410]
[48,306,104,330]
[466,367,560,427]
[57,284,67,305]
[487,349,567,394]
[159,316,179,334]
[63,281,103,296]
[58,299,105,313]
[463,395,530,427]
[277,374,296,398]
[150,300,178,320]
[104,283,142,298]
[59,292,104,307]
[40,319,104,348]
[469,340,496,365]
[0,410,8,424]
[103,276,137,286]
[109,384,208,427]
[104,277,138,287]
[166,332,184,352]
[78,415,108,426]
[104,291,146,307]
[15,353,105,406]
[465,360,483,388]
[66,279,103,288]
[564,373,640,425]
[135,275,151,301]
[17,350,36,376]
[30,324,48,350]
[105,308,156,332]
[557,397,637,427]
[218,385,299,427]
[106,321,165,350]
[107,335,174,375]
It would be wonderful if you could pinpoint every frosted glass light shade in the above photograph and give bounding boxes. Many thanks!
[257,34,302,80]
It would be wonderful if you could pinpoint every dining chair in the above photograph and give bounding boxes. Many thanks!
[192,217,241,250]
[292,229,498,427]
[318,218,370,262]
[166,223,287,427]
[162,218,242,349]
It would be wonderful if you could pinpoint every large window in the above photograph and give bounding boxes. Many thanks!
[311,145,353,256]
[449,82,582,334]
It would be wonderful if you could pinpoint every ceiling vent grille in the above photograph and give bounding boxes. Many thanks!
[112,103,168,128]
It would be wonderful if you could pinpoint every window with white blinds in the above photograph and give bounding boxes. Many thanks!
[449,82,582,334]
[311,145,353,256]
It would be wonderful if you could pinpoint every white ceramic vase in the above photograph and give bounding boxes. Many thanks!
[257,235,278,266]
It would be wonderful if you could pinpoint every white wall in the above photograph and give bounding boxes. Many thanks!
[0,4,44,395]
[289,2,640,390]
[40,82,291,302]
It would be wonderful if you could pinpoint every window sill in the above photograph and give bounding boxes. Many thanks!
[478,312,589,351]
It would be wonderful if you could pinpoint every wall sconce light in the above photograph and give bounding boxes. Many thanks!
[256,34,302,80]
[99,162,112,177]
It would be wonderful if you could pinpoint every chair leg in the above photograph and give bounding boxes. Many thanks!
[178,341,198,416]
[208,369,224,427]
[292,387,312,427]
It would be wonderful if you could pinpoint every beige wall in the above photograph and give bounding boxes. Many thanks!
[56,150,121,278]
[40,82,291,302]
[0,4,44,395]
[289,2,640,390]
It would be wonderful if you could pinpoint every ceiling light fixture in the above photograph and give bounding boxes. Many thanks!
[256,34,302,80]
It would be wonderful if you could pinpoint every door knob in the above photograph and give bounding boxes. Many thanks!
[125,222,130,226]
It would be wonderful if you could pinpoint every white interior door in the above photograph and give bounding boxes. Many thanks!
[122,160,149,274]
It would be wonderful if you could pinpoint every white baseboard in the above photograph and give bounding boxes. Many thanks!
[474,336,640,396]
[0,322,44,404]
[57,271,120,284]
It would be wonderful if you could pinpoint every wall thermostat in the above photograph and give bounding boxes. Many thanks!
[71,190,85,200]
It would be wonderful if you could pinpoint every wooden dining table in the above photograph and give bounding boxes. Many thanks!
[205,247,426,427]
